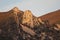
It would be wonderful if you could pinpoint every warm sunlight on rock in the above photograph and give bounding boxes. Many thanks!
[12,7,20,13]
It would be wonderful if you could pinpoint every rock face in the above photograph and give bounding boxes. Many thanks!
[22,10,43,28]
[12,7,20,13]
[22,10,34,28]
[20,24,36,36]
[0,7,22,40]
[33,17,44,26]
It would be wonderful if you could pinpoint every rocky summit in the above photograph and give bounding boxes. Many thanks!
[0,7,60,40]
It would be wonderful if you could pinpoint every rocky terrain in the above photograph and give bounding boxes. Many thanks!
[0,7,60,40]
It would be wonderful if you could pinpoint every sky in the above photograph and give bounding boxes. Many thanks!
[0,0,60,17]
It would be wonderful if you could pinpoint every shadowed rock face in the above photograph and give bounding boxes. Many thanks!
[40,10,60,24]
[12,7,24,24]
[0,8,21,40]
[17,11,24,24]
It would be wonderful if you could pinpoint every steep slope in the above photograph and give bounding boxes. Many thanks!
[40,10,60,24]
[22,10,43,28]
[20,24,36,36]
[22,10,34,28]
[0,7,21,40]
[33,16,43,26]
[9,7,24,24]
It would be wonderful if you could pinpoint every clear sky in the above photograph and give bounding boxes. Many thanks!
[0,0,60,17]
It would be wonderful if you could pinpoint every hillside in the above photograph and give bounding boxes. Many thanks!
[40,10,60,24]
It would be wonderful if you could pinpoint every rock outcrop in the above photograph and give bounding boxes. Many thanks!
[22,10,34,28]
[22,10,43,28]
[0,8,20,40]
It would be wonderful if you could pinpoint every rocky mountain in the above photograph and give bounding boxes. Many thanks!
[22,10,34,28]
[21,10,43,28]
[0,7,60,40]
[11,7,43,28]
[1,7,60,28]
[0,7,21,40]
[0,7,60,28]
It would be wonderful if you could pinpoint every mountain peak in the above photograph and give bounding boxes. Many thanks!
[22,10,34,28]
[24,10,32,14]
[12,7,20,13]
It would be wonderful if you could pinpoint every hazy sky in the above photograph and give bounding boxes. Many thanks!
[0,0,60,17]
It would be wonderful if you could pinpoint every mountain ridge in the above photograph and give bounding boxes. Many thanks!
[39,9,60,24]
[0,7,60,27]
